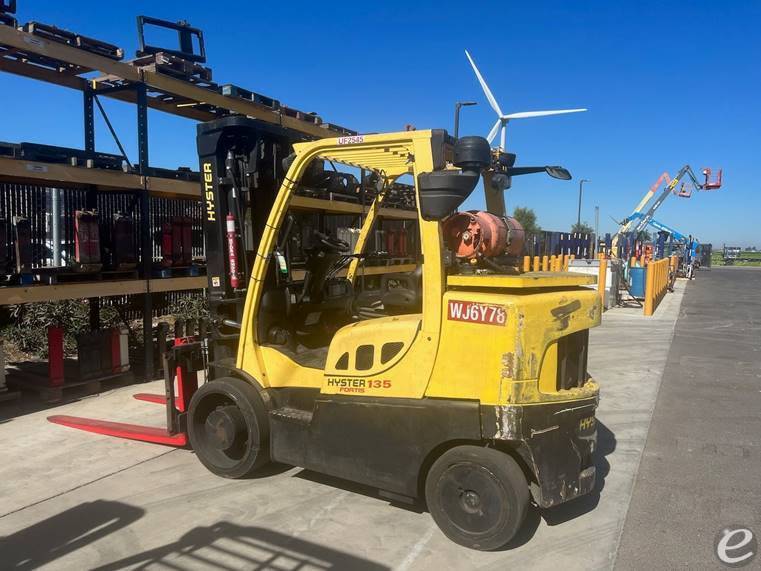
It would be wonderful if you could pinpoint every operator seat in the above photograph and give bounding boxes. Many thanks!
[381,266,423,315]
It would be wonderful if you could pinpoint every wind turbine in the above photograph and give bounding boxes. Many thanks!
[464,50,587,150]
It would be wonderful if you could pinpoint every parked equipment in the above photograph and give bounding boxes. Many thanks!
[23,21,124,60]
[133,16,211,85]
[0,218,9,279]
[73,210,102,271]
[0,0,17,28]
[160,217,193,268]
[12,216,32,280]
[611,165,722,259]
[52,120,600,551]
[111,213,137,270]
[2,141,125,170]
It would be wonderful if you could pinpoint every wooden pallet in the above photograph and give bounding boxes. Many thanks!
[34,268,139,285]
[153,265,204,278]
[6,364,133,403]
[0,388,21,402]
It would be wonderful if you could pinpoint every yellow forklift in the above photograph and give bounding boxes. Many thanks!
[187,118,601,550]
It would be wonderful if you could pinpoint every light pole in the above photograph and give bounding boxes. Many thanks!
[576,179,590,229]
[453,101,477,140]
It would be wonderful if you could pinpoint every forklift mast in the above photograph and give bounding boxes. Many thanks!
[196,116,308,368]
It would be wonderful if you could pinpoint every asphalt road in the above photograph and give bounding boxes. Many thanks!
[616,267,761,569]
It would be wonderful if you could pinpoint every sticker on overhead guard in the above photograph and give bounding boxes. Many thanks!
[337,135,364,145]
[447,300,507,326]
[25,163,48,173]
[211,276,221,287]
[23,36,46,48]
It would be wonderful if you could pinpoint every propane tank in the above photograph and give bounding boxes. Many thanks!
[443,210,525,259]
[226,214,241,289]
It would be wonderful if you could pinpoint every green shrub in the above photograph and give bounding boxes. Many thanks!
[2,300,123,358]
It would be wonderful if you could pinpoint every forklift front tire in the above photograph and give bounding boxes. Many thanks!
[188,377,270,479]
[425,445,529,550]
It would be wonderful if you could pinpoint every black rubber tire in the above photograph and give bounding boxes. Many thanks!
[188,377,270,479]
[425,445,529,550]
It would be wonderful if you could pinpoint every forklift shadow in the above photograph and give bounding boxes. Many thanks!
[293,470,426,514]
[92,521,389,571]
[293,466,543,550]
[540,420,616,526]
[0,500,145,570]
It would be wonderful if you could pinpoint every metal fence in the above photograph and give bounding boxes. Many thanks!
[524,231,595,259]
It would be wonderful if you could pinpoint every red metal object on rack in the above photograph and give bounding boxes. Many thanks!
[112,213,137,270]
[182,216,193,265]
[161,221,173,267]
[74,210,101,267]
[171,217,184,266]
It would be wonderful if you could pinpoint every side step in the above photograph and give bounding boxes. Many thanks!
[270,407,313,426]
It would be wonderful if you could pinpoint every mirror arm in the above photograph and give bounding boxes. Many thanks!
[505,166,547,176]
[483,171,506,217]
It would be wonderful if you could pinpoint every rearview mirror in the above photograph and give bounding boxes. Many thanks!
[545,166,572,180]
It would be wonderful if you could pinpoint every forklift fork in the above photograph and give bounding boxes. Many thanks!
[47,323,201,447]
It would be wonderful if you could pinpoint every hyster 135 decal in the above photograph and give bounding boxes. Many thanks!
[448,300,507,326]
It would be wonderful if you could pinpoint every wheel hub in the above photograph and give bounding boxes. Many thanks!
[461,490,482,513]
[205,406,246,451]
[439,464,504,534]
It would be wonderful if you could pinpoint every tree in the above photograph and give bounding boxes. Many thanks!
[636,229,652,242]
[571,221,594,234]
[513,206,541,236]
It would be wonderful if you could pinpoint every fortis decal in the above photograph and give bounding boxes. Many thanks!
[326,377,392,393]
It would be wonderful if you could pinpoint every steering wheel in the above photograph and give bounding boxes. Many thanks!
[314,231,350,252]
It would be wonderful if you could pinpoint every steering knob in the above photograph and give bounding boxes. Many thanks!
[314,231,350,252]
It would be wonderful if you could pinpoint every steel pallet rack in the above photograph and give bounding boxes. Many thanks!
[0,16,417,381]
[0,18,351,381]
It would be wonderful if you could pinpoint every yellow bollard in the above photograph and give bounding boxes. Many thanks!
[598,256,608,307]
[644,260,655,316]
[631,256,637,268]
[562,254,569,271]
[550,255,557,272]
[533,256,540,272]
[523,255,531,273]
[541,255,549,272]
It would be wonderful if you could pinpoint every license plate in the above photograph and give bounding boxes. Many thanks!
[447,300,507,326]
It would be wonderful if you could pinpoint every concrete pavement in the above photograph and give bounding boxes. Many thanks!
[0,281,688,570]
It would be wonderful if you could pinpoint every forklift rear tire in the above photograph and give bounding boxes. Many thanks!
[188,377,270,479]
[425,445,529,550]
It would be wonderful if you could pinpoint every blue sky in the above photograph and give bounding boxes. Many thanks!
[1,0,758,246]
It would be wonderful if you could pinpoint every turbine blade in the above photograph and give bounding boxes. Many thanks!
[487,119,501,143]
[464,50,504,117]
[503,108,587,119]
